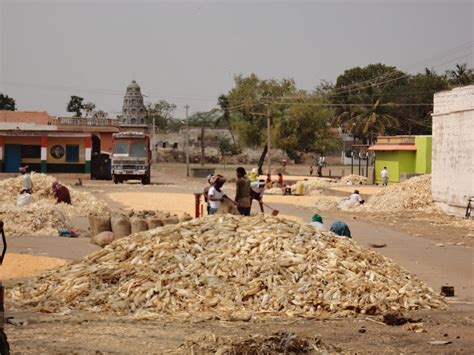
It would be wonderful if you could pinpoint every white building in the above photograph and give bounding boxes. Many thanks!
[432,85,474,217]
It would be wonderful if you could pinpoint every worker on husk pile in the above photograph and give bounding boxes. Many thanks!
[235,167,251,216]
[207,175,229,214]
[19,166,33,194]
[52,181,71,204]
[330,221,352,238]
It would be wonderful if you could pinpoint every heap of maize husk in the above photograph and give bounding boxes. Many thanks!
[340,174,367,185]
[10,215,444,319]
[0,173,109,236]
[314,196,342,210]
[365,175,434,212]
[264,187,284,195]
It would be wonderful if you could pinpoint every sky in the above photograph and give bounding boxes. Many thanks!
[0,0,473,118]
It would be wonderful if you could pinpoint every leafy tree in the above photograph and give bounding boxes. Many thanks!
[92,110,107,118]
[0,94,16,111]
[83,102,96,117]
[446,63,474,86]
[66,95,84,117]
[226,73,297,147]
[387,69,449,135]
[343,86,399,144]
[145,100,177,132]
[332,64,407,141]
[274,95,340,155]
[216,94,237,146]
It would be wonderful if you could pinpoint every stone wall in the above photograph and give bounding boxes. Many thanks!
[152,128,288,164]
[432,85,474,216]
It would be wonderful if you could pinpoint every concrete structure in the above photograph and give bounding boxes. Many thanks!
[118,80,148,134]
[432,85,474,216]
[369,135,432,184]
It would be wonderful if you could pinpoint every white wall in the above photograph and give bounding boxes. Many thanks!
[432,85,474,216]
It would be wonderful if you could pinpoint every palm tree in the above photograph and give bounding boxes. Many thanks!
[446,63,474,86]
[341,86,399,144]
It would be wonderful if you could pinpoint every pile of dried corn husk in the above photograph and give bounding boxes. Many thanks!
[298,178,338,195]
[264,187,284,195]
[365,175,434,212]
[340,174,367,185]
[10,215,444,319]
[0,173,109,236]
[314,196,342,210]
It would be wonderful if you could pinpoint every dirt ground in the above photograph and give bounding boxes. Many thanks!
[2,163,473,353]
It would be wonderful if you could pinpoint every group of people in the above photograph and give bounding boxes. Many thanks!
[310,213,352,238]
[19,165,71,204]
[203,167,266,216]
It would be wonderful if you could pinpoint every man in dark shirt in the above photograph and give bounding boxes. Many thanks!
[235,167,251,216]
[52,181,71,204]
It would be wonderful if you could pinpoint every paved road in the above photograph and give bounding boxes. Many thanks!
[270,200,474,301]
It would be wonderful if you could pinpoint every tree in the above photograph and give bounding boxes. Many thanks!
[216,94,237,146]
[341,86,399,144]
[67,96,84,117]
[145,100,177,132]
[188,109,220,165]
[387,69,449,135]
[83,102,96,117]
[226,74,297,147]
[446,63,474,86]
[92,110,107,118]
[0,94,16,111]
[274,95,340,155]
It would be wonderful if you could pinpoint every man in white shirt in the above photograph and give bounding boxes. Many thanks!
[208,175,228,214]
[19,166,33,194]
[250,179,266,213]
[349,190,364,204]
[381,167,389,186]
[310,214,325,229]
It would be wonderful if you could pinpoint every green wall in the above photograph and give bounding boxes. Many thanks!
[375,152,400,184]
[375,151,416,184]
[415,136,432,173]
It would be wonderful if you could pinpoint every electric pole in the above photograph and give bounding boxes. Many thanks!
[266,103,272,175]
[185,104,190,177]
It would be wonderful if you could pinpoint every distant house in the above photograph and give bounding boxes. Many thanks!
[368,135,432,184]
[0,111,119,178]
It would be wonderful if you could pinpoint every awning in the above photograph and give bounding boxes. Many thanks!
[368,144,416,151]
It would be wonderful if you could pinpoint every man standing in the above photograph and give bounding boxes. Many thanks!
[235,167,251,216]
[19,166,33,194]
[250,179,266,213]
[381,167,389,186]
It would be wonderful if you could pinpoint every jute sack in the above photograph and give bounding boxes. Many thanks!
[111,216,131,238]
[146,217,164,230]
[162,215,179,225]
[91,231,114,248]
[130,217,148,234]
[88,215,111,236]
[217,198,239,215]
[179,213,193,222]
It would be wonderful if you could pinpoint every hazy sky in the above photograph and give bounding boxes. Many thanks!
[1,0,473,118]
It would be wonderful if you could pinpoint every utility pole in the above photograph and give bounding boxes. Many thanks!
[266,104,272,175]
[152,112,156,163]
[185,104,190,177]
